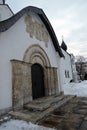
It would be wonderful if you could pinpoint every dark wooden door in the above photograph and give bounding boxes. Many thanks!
[31,63,45,99]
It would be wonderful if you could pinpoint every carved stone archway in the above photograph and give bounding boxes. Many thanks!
[23,44,51,96]
[11,44,59,110]
[23,44,59,96]
[23,44,50,67]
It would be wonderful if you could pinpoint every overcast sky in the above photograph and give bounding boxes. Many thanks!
[6,0,87,58]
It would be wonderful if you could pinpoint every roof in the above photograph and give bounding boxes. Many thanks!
[0,6,64,57]
[61,40,67,51]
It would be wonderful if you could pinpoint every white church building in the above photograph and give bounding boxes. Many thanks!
[0,0,76,115]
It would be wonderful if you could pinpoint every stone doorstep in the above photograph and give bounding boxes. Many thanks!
[24,94,70,112]
[24,103,50,111]
[9,95,75,123]
[24,96,64,111]
[9,111,36,123]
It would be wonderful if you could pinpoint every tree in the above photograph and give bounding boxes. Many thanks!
[76,55,85,62]
[75,56,86,80]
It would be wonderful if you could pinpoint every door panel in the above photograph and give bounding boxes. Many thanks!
[31,63,45,99]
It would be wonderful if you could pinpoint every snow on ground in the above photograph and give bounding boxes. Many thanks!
[63,80,87,97]
[0,119,56,130]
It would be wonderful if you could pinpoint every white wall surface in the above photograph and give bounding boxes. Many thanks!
[0,5,13,21]
[59,49,73,91]
[0,0,3,4]
[0,13,60,110]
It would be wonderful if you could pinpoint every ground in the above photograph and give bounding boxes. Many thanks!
[0,119,55,130]
[63,80,87,97]
[0,80,87,130]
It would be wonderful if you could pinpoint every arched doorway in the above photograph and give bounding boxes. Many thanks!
[23,45,59,99]
[31,63,45,99]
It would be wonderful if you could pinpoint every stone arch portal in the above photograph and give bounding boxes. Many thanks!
[23,44,51,67]
[23,44,59,96]
[11,44,59,110]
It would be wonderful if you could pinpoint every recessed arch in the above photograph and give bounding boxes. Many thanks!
[23,44,52,97]
[23,44,51,67]
[12,44,59,109]
[22,44,59,99]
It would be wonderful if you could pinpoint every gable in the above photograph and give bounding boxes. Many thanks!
[0,6,64,57]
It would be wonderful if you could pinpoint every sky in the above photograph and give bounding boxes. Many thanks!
[6,0,87,58]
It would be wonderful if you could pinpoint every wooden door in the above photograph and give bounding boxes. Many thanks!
[31,63,45,99]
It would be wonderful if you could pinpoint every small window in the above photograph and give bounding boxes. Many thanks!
[65,70,67,78]
[67,71,70,78]
[65,70,70,78]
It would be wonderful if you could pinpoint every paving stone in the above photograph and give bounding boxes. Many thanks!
[79,120,87,130]
[60,102,77,113]
[80,105,87,109]
[78,100,87,105]
[9,111,34,122]
[66,114,83,129]
[74,108,87,115]
[39,115,63,128]
[9,94,87,130]
[84,116,87,120]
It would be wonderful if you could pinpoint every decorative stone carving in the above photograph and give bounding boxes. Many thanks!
[23,44,50,66]
[25,15,49,47]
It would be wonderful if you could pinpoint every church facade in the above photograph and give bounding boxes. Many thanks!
[0,1,76,115]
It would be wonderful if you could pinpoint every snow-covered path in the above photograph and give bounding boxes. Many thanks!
[63,80,87,97]
[0,119,55,130]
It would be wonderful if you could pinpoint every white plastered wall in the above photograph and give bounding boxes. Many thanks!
[0,13,60,110]
[59,49,73,91]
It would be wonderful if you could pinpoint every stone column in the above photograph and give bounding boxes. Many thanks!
[22,63,32,104]
[47,67,52,96]
[11,60,23,110]
[45,67,59,96]
[44,67,49,96]
[11,60,32,110]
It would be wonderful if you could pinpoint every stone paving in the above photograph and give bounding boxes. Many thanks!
[38,96,87,130]
[9,94,87,130]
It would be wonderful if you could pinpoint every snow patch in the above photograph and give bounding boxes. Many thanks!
[63,80,87,97]
[0,119,56,130]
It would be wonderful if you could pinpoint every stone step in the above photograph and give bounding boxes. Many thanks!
[24,94,66,111]
[9,95,75,123]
